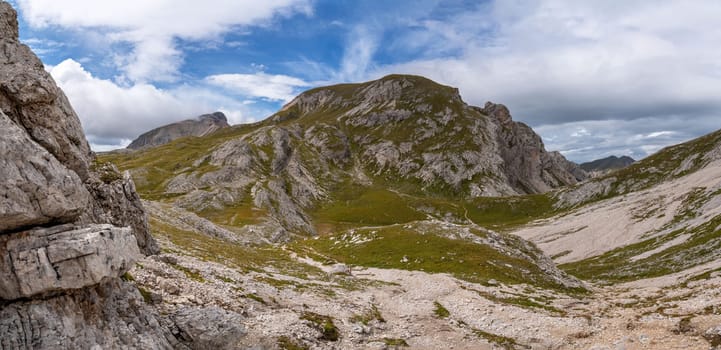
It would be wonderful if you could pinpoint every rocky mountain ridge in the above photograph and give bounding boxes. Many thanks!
[127,111,229,149]
[108,74,587,241]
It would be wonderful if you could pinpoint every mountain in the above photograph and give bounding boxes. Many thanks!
[579,155,635,173]
[126,111,229,149]
[106,74,587,240]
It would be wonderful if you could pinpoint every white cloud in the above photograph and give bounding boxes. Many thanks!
[206,72,310,101]
[337,26,379,82]
[19,0,312,82]
[49,59,270,149]
[534,116,714,163]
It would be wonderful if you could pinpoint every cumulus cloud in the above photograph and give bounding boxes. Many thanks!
[19,0,312,82]
[206,72,310,101]
[49,59,268,149]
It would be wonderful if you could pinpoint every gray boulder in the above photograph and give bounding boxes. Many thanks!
[171,306,246,350]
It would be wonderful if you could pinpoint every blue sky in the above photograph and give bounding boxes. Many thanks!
[8,0,721,162]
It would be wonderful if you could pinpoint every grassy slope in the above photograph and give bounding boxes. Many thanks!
[556,129,721,283]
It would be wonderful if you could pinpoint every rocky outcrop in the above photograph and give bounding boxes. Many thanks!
[171,307,246,350]
[0,2,186,348]
[0,110,89,233]
[127,112,229,149]
[483,102,587,194]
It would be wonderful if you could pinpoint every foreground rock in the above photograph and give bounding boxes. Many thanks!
[171,306,246,350]
[0,2,221,348]
[0,224,139,300]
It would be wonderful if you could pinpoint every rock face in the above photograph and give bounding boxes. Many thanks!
[0,110,89,233]
[0,2,186,348]
[482,102,587,193]
[127,111,230,149]
[0,224,140,300]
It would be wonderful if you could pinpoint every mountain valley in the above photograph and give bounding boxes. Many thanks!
[2,1,721,348]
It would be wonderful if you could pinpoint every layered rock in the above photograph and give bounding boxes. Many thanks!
[0,2,186,348]
[127,111,230,149]
[0,110,89,233]
[0,224,139,300]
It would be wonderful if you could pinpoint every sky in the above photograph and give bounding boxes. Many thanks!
[8,0,721,162]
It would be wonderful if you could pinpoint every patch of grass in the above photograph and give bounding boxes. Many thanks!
[688,267,721,282]
[300,224,579,292]
[214,274,236,283]
[350,304,385,325]
[433,301,450,318]
[121,272,135,281]
[300,312,339,341]
[243,293,267,305]
[277,336,308,350]
[472,328,520,350]
[464,194,558,231]
[167,262,205,282]
[149,217,326,279]
[383,338,409,347]
[137,286,153,303]
[313,187,425,226]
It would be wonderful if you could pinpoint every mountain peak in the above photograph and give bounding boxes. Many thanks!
[127,112,229,149]
[274,74,463,124]
[482,101,513,125]
[198,111,227,123]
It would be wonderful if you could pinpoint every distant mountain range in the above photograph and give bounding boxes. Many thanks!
[579,155,635,172]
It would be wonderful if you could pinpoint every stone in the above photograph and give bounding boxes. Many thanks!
[0,111,90,232]
[172,306,246,350]
[83,164,159,255]
[704,326,721,347]
[0,224,140,300]
[329,263,352,276]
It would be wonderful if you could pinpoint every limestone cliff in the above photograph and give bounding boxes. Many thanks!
[0,2,245,348]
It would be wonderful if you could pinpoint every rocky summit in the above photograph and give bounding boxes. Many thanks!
[127,111,230,149]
